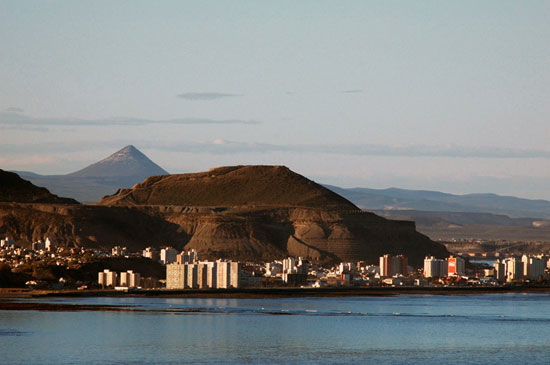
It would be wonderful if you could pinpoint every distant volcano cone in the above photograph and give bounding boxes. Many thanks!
[15,145,169,202]
[68,145,168,178]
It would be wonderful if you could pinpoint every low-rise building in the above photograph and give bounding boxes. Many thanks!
[142,247,160,261]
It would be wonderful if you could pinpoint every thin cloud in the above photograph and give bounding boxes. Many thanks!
[0,112,260,127]
[2,139,549,160]
[0,155,56,167]
[0,125,49,132]
[3,107,24,113]
[148,141,550,159]
[341,89,363,94]
[177,92,243,100]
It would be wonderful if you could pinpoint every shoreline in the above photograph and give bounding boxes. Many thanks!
[2,285,550,300]
[2,286,550,312]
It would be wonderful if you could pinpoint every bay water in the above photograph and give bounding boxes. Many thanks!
[1,294,550,364]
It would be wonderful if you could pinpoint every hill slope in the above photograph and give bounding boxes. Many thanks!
[0,170,78,204]
[100,165,358,209]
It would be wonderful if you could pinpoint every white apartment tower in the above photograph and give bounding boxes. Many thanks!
[120,270,141,287]
[494,260,506,282]
[423,256,448,278]
[166,260,240,289]
[505,257,523,281]
[98,269,118,287]
[160,247,178,265]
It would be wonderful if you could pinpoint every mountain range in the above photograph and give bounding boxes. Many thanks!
[325,185,550,220]
[324,186,550,242]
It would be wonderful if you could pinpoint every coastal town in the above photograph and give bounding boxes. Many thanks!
[2,236,550,292]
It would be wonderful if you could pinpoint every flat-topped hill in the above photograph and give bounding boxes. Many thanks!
[0,170,78,204]
[99,165,358,209]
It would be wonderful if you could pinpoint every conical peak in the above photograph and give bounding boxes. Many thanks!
[102,145,146,162]
[68,145,168,178]
[120,145,137,153]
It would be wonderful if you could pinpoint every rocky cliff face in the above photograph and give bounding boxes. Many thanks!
[157,206,448,266]
[0,203,447,266]
[0,203,185,250]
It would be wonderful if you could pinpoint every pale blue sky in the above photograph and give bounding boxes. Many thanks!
[1,1,549,198]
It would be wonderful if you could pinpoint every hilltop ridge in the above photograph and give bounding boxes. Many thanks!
[99,165,358,209]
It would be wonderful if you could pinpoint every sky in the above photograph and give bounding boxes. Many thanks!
[1,1,549,199]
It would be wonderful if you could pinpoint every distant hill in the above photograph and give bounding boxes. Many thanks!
[15,145,168,203]
[100,165,358,209]
[0,170,78,204]
[325,185,550,219]
[373,209,550,242]
[374,210,536,227]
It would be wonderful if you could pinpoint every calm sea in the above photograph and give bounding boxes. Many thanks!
[2,294,550,364]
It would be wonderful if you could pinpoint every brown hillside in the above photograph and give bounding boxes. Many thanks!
[0,166,449,266]
[0,203,185,251]
[0,203,449,266]
[0,170,78,204]
[99,165,358,209]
